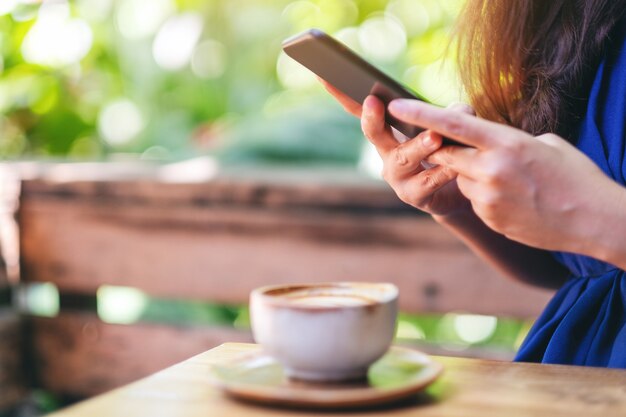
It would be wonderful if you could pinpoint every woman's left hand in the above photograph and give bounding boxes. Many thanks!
[387,99,623,255]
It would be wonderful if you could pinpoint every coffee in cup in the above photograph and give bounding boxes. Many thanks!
[250,282,398,382]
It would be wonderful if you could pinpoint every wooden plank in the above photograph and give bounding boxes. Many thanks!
[29,313,516,399]
[50,343,626,417]
[31,313,252,397]
[0,309,24,412]
[18,176,407,212]
[0,164,20,286]
[19,180,554,318]
[0,168,21,410]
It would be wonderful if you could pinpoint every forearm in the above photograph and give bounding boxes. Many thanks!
[433,209,569,289]
[575,181,626,270]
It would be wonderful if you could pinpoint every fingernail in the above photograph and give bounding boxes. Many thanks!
[363,95,377,108]
[422,133,435,148]
[389,99,409,113]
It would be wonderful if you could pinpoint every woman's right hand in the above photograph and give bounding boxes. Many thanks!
[320,80,472,217]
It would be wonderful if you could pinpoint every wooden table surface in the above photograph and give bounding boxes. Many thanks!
[51,343,626,417]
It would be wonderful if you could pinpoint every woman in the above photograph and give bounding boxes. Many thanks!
[322,0,626,368]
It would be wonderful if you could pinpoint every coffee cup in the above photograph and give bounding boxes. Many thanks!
[250,282,398,382]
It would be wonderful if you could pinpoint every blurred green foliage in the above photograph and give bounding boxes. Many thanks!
[0,0,462,162]
[138,301,528,354]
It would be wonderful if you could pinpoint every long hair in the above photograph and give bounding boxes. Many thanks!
[455,0,626,139]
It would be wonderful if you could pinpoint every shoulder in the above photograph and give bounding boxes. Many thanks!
[573,22,626,181]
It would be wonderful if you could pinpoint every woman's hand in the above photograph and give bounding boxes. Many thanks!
[320,80,472,217]
[387,98,624,255]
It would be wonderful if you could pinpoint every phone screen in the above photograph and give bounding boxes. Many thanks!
[282,29,427,139]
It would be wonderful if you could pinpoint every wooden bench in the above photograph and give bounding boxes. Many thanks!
[0,262,23,413]
[3,161,555,408]
[0,167,24,413]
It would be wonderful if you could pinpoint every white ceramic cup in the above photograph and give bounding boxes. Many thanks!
[250,282,398,382]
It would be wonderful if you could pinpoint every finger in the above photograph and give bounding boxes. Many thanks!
[456,175,501,225]
[397,164,458,205]
[447,102,476,116]
[456,174,480,200]
[319,79,362,117]
[385,130,443,179]
[426,145,481,179]
[388,99,515,149]
[456,175,496,215]
[439,104,474,147]
[361,95,401,155]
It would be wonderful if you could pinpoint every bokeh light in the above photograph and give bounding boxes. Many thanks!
[77,0,113,22]
[24,283,60,318]
[230,4,283,40]
[403,58,462,106]
[282,0,321,31]
[454,314,498,344]
[68,136,101,158]
[191,39,227,79]
[396,319,426,340]
[98,99,144,146]
[358,15,407,63]
[334,26,362,53]
[21,1,93,68]
[276,51,317,90]
[97,285,148,325]
[387,0,430,37]
[116,0,174,40]
[0,0,18,16]
[152,13,203,71]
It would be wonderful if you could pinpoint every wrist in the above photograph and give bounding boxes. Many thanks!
[571,180,626,267]
[432,203,475,227]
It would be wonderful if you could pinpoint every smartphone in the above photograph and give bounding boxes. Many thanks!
[282,28,429,140]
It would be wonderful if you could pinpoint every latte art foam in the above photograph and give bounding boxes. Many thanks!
[288,295,373,307]
[262,283,396,308]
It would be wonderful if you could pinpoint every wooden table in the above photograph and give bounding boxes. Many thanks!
[50,343,626,417]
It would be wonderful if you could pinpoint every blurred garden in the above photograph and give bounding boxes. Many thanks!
[0,0,462,165]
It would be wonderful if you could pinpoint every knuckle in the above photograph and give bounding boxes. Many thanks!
[415,131,429,142]
[540,133,558,141]
[481,152,513,183]
[443,112,465,137]
[433,146,454,165]
[441,166,457,181]
[419,170,440,190]
[392,146,410,167]
[480,190,503,210]
[502,138,527,155]
[537,133,562,147]
[486,163,507,183]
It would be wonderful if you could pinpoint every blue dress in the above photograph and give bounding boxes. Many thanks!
[514,27,626,368]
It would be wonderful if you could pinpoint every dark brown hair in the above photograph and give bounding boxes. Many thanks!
[455,0,626,139]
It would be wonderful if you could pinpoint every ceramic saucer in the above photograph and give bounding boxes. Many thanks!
[207,345,443,409]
